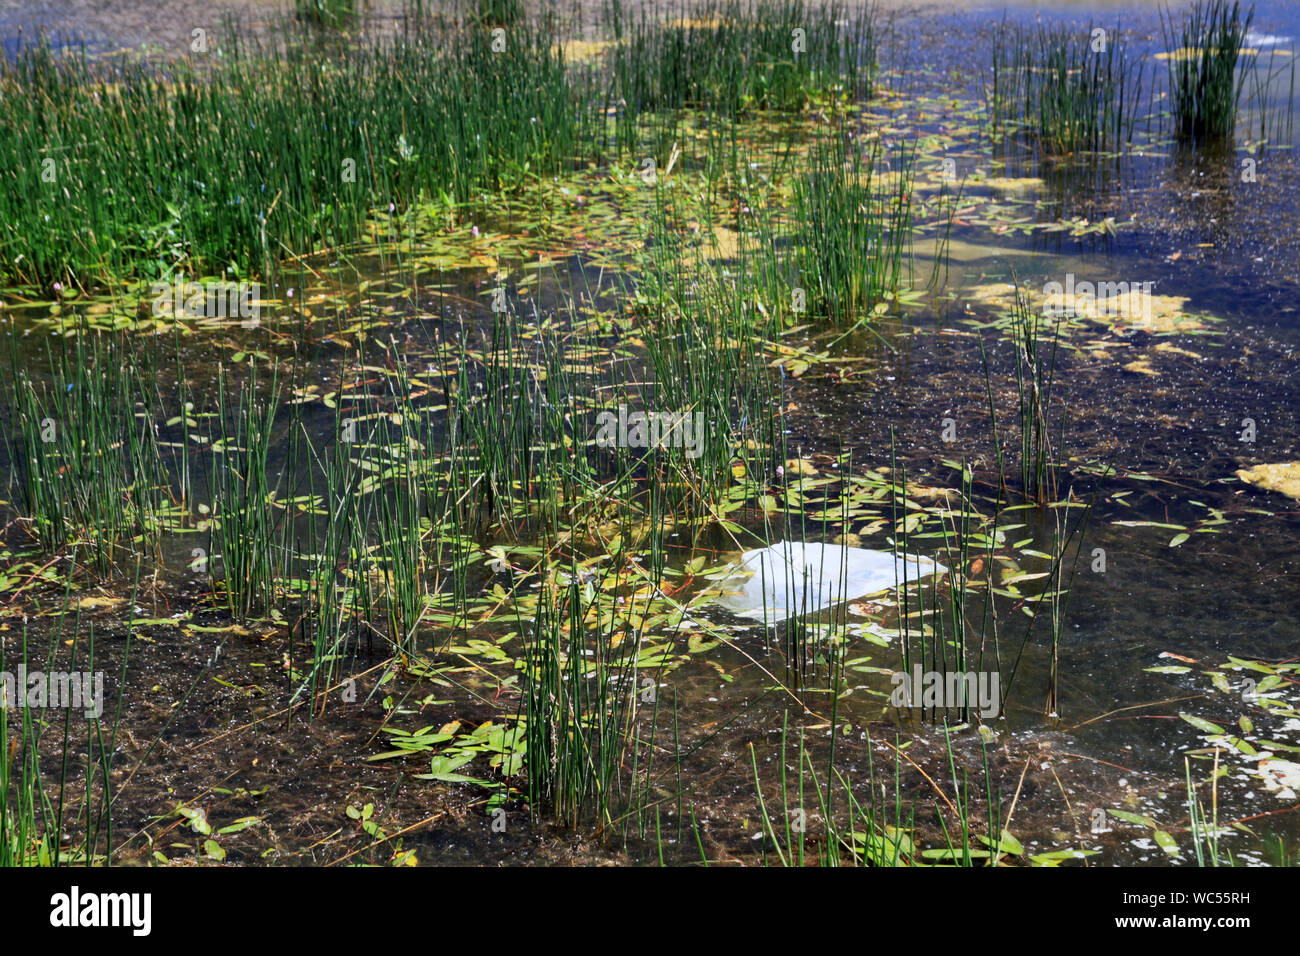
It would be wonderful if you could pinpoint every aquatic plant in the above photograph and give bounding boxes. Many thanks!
[211,363,281,619]
[293,0,359,29]
[6,329,168,574]
[1161,0,1255,143]
[792,130,915,324]
[521,561,644,827]
[0,17,585,288]
[1,578,130,866]
[980,279,1063,506]
[988,22,1141,155]
[749,712,1010,867]
[607,0,875,128]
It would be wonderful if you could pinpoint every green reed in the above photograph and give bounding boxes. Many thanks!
[0,16,584,288]
[1,569,130,865]
[473,0,526,27]
[1186,755,1225,866]
[989,22,1141,155]
[1161,0,1255,143]
[6,329,168,574]
[637,183,786,505]
[793,131,915,324]
[607,0,873,136]
[521,560,644,828]
[750,715,1004,866]
[980,279,1063,506]
[292,396,365,704]
[375,388,429,658]
[293,0,360,29]
[211,363,281,619]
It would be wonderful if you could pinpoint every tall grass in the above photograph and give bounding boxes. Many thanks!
[0,18,585,288]
[293,0,360,29]
[1,578,128,866]
[521,561,644,827]
[1186,754,1225,866]
[793,130,915,324]
[6,329,168,574]
[749,715,1006,866]
[988,22,1141,155]
[0,0,879,290]
[1161,0,1254,143]
[607,0,875,127]
[981,280,1063,506]
[211,363,281,619]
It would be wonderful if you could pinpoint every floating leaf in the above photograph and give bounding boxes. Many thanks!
[1152,830,1180,856]
[1179,713,1226,735]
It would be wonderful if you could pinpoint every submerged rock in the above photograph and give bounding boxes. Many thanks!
[711,541,946,623]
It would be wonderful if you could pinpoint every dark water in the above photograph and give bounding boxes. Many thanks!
[3,0,1299,865]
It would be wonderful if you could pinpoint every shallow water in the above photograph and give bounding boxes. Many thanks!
[3,0,1299,866]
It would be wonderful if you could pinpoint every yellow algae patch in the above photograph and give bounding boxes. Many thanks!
[904,483,958,503]
[960,281,1211,333]
[1122,359,1159,376]
[1156,47,1264,61]
[683,222,743,262]
[1153,341,1204,360]
[668,18,727,30]
[75,596,127,611]
[557,39,615,64]
[1236,462,1300,500]
[976,176,1045,193]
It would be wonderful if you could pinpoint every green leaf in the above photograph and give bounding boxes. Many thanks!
[415,752,493,786]
[979,828,1024,856]
[1107,809,1157,828]
[1029,848,1098,866]
[1152,830,1180,856]
[1179,713,1226,735]
[216,816,261,835]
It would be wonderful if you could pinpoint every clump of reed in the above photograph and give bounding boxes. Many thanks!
[793,130,915,324]
[521,561,645,827]
[472,0,525,28]
[1161,0,1255,143]
[749,713,1008,866]
[5,328,168,575]
[988,22,1141,155]
[606,0,875,141]
[211,363,281,619]
[0,17,584,288]
[293,0,360,29]
[1,579,130,866]
[637,186,787,502]
[982,280,1063,506]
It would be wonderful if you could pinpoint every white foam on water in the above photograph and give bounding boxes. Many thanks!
[1245,32,1291,47]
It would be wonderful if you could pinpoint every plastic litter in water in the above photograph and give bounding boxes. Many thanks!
[711,541,946,623]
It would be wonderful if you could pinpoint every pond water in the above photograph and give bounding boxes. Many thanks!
[1,0,1298,867]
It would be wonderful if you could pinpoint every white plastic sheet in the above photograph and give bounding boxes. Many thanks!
[712,541,946,623]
